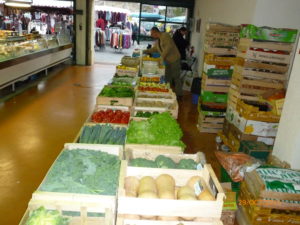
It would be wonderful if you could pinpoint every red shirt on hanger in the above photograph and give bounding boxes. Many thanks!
[96,17,105,31]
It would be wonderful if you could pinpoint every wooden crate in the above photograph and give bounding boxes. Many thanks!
[237,49,291,64]
[116,66,139,77]
[125,150,206,166]
[117,162,225,220]
[202,73,231,86]
[30,143,124,225]
[125,144,183,155]
[201,82,230,93]
[116,216,224,225]
[204,46,237,56]
[238,38,294,52]
[135,90,176,100]
[20,199,113,225]
[204,54,238,66]
[96,96,134,107]
[73,122,127,143]
[232,69,285,91]
[236,100,280,123]
[133,98,178,119]
[86,105,131,124]
[206,24,240,33]
[197,113,224,134]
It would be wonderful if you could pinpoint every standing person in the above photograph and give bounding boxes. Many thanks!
[172,27,189,60]
[132,22,138,45]
[143,27,183,99]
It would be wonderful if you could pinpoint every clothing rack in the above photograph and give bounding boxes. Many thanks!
[95,27,106,51]
[110,28,131,52]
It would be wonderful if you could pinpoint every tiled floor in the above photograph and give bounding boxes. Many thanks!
[0,63,221,224]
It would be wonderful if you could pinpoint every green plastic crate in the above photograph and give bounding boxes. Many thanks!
[201,91,228,104]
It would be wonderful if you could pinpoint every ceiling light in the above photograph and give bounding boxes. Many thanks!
[5,0,32,8]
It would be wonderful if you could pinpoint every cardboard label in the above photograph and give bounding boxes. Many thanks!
[196,163,203,170]
[257,137,275,145]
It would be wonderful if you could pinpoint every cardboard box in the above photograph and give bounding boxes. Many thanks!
[226,107,279,137]
[239,140,272,161]
[223,119,275,146]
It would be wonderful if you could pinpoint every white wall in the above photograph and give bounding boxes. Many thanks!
[253,0,300,30]
[190,0,257,74]
[273,37,300,169]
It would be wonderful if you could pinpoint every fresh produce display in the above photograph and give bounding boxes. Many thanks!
[126,112,185,148]
[111,77,135,86]
[124,174,215,201]
[129,155,198,170]
[136,100,175,109]
[91,109,130,124]
[39,149,121,195]
[137,92,173,99]
[25,207,69,225]
[116,65,138,71]
[140,76,160,83]
[138,83,169,92]
[135,111,159,118]
[79,124,126,145]
[99,86,134,97]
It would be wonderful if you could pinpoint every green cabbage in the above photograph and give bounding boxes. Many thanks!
[25,207,69,225]
[129,158,157,168]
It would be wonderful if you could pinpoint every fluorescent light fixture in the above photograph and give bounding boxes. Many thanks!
[5,0,32,7]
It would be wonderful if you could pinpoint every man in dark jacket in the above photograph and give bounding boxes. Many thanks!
[172,27,189,60]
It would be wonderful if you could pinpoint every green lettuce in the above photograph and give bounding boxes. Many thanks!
[126,112,185,148]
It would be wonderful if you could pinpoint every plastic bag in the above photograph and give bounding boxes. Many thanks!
[215,151,261,182]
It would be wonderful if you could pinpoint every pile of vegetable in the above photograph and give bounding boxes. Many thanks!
[130,155,198,170]
[99,86,134,97]
[124,174,215,220]
[138,82,169,92]
[39,149,121,195]
[25,207,69,225]
[135,111,159,118]
[79,124,126,145]
[138,93,173,99]
[136,100,175,109]
[126,112,185,148]
[111,77,135,86]
[91,109,130,124]
[140,77,160,83]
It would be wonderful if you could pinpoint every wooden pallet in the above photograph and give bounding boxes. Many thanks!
[125,144,183,155]
[28,143,124,225]
[117,162,225,220]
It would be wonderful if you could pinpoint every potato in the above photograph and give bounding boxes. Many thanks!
[156,174,175,199]
[177,186,196,199]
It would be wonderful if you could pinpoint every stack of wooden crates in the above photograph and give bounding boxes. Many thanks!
[197,23,240,133]
[223,24,298,157]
